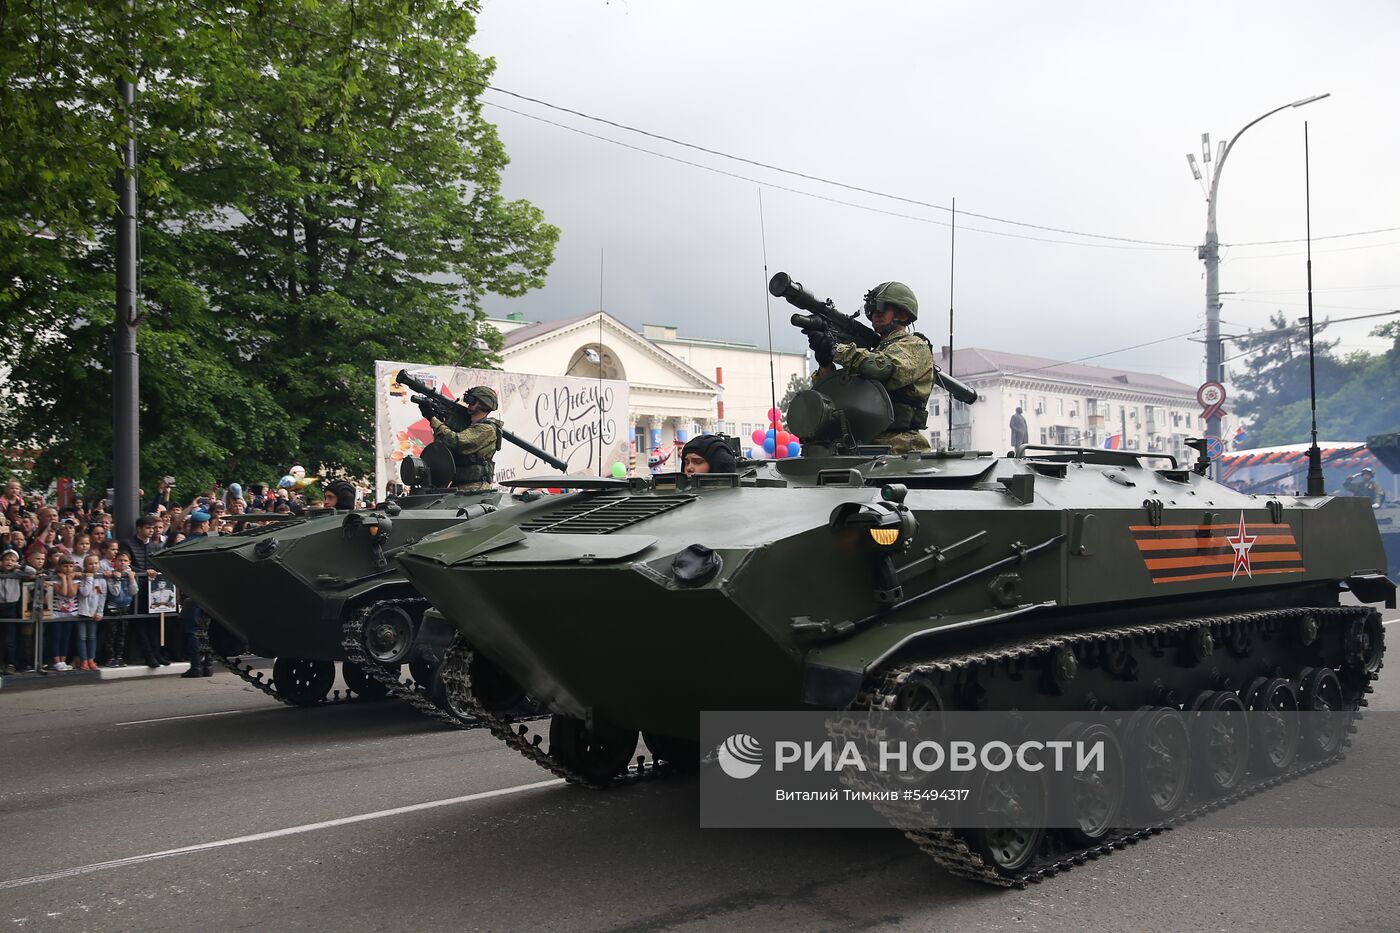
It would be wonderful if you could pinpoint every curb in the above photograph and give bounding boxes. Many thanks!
[1,662,197,692]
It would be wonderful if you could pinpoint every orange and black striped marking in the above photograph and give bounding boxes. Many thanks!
[1129,516,1305,584]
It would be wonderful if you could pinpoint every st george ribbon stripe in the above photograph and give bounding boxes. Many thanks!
[1129,520,1305,583]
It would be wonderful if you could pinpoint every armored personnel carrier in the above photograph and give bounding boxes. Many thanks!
[152,371,566,722]
[395,278,1393,885]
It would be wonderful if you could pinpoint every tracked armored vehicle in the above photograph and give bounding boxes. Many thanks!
[151,371,567,720]
[395,280,1393,885]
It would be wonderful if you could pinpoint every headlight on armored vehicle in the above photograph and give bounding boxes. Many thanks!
[829,485,918,553]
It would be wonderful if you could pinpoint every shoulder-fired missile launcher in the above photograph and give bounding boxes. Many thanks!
[395,370,1394,884]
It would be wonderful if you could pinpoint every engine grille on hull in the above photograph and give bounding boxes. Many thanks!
[519,495,695,535]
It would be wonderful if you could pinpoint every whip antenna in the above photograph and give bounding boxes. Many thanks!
[599,248,605,477]
[947,196,956,447]
[1303,123,1324,497]
[759,189,778,425]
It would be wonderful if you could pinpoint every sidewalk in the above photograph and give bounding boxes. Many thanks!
[1,661,198,692]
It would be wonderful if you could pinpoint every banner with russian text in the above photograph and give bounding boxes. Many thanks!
[373,361,629,502]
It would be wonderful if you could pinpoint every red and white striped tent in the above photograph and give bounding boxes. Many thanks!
[1218,441,1391,492]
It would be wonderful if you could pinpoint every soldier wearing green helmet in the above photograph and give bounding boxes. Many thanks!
[811,281,935,454]
[419,385,505,491]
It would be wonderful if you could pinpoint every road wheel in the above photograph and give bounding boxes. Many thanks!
[1124,707,1191,822]
[964,766,1048,875]
[1248,678,1300,774]
[548,715,639,785]
[363,604,416,665]
[1190,690,1249,796]
[272,657,335,706]
[341,660,390,701]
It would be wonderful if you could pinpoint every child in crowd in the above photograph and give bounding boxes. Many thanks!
[101,550,138,668]
[74,553,106,671]
[49,556,79,671]
[98,539,120,572]
[71,535,92,563]
[0,547,35,673]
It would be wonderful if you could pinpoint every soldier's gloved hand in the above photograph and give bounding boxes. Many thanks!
[417,400,436,421]
[806,329,835,367]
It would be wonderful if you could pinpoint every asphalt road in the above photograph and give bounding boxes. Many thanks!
[3,615,1399,933]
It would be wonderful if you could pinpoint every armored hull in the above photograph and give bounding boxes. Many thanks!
[401,455,1390,734]
[153,489,509,710]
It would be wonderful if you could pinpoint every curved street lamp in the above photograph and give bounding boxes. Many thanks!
[1186,93,1330,450]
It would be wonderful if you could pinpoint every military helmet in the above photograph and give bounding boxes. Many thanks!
[462,386,499,412]
[864,281,918,321]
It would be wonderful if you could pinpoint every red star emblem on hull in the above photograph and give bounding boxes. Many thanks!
[1226,512,1257,580]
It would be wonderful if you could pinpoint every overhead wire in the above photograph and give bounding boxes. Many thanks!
[179,0,1195,251]
[176,4,1396,262]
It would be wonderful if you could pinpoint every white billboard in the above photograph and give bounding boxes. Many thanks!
[373,361,630,501]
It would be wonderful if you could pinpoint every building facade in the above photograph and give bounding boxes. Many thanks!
[485,312,806,455]
[935,348,1226,463]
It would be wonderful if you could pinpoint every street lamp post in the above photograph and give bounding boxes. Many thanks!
[1186,93,1329,450]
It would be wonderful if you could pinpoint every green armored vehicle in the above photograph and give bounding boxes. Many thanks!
[152,371,566,720]
[395,277,1393,885]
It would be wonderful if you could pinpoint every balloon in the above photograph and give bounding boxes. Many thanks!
[751,430,766,445]
[776,431,792,447]
[787,441,800,457]
[749,447,767,461]
[610,462,627,479]
[774,444,789,459]
[763,437,776,454]
[279,475,295,489]
[766,428,776,440]
[290,465,306,478]
[744,448,753,458]
[767,407,782,424]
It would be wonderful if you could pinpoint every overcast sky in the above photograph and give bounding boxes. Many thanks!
[472,0,1400,389]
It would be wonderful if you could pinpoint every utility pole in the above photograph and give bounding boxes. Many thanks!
[1186,94,1329,456]
[113,2,141,541]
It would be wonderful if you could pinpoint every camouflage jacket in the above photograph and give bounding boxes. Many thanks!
[832,330,935,450]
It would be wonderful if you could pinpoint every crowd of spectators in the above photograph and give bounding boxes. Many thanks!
[0,474,362,676]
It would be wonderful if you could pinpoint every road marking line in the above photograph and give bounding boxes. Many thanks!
[0,778,564,891]
[116,710,252,726]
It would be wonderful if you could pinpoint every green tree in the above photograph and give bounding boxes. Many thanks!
[0,1,558,500]
[1233,315,1400,447]
[778,372,810,412]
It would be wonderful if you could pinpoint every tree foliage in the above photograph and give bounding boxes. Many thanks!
[1233,313,1400,447]
[0,0,558,499]
[778,372,810,412]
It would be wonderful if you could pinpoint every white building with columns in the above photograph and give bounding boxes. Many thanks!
[486,311,806,457]
[935,348,1224,463]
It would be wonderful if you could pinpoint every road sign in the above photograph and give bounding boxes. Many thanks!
[1204,434,1224,460]
[1197,381,1227,422]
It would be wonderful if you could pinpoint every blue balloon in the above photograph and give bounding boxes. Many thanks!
[766,428,776,440]
[763,437,776,454]
[745,448,754,458]
[787,441,800,457]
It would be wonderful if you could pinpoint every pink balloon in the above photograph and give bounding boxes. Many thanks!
[751,429,766,445]
[774,445,789,459]
[776,431,792,447]
[767,407,782,424]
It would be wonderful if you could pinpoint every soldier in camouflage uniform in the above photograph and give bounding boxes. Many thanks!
[811,281,934,454]
[418,386,504,492]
